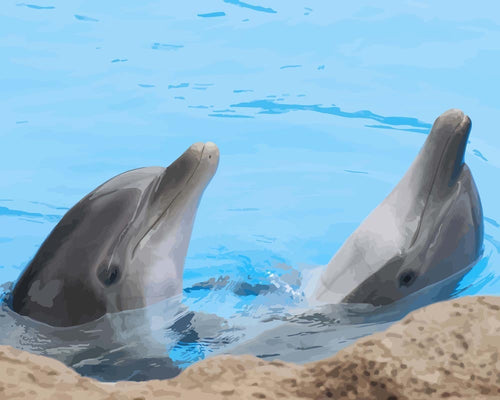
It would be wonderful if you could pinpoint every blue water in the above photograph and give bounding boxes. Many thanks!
[1,0,500,382]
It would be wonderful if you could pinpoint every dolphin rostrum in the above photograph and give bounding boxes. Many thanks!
[10,142,219,326]
[313,109,483,306]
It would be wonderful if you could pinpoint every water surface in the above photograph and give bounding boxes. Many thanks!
[1,0,500,381]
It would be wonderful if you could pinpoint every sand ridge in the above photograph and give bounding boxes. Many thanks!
[1,295,500,399]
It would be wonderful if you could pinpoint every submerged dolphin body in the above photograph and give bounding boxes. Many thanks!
[313,109,483,306]
[11,142,219,326]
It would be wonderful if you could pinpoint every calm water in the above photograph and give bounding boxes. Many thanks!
[1,0,500,381]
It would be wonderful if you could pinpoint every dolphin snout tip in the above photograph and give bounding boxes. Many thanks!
[442,108,465,118]
[187,142,219,155]
[188,142,205,154]
[204,141,217,149]
[432,109,471,141]
[439,109,470,129]
[203,141,219,156]
[462,114,471,129]
[200,141,220,166]
[184,142,219,171]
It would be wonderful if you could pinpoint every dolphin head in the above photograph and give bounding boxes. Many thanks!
[315,109,483,306]
[11,142,219,326]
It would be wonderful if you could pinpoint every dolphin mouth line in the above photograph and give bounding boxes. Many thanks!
[409,115,468,248]
[131,145,207,258]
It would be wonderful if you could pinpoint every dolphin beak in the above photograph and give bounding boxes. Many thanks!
[448,113,471,184]
[431,109,471,188]
[202,141,220,163]
[167,141,219,177]
[150,142,219,207]
[198,141,220,178]
[180,141,220,160]
[132,142,220,258]
[402,109,472,248]
[178,141,220,188]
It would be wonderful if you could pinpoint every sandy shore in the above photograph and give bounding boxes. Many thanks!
[2,295,500,399]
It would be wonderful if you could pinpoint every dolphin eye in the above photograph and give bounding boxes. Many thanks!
[98,265,121,286]
[398,270,417,287]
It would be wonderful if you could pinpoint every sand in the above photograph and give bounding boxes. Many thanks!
[2,295,500,399]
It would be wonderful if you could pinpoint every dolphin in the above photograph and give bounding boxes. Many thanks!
[312,109,483,306]
[10,142,219,327]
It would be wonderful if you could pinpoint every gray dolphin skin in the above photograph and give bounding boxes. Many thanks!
[11,142,219,327]
[313,109,483,306]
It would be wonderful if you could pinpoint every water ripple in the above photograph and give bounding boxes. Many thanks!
[473,149,488,161]
[74,14,99,22]
[231,99,431,130]
[198,12,226,18]
[0,206,61,223]
[223,0,277,14]
[209,113,254,119]
[17,3,55,10]
[152,43,184,51]
[168,83,189,89]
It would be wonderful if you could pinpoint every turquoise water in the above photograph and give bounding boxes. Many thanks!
[1,0,500,381]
